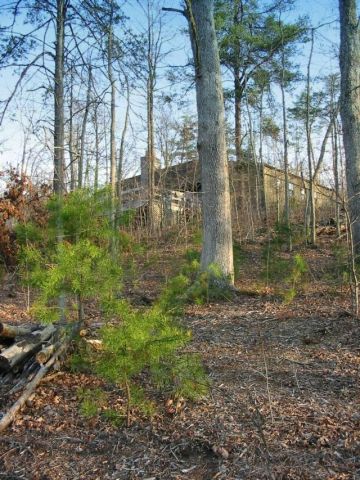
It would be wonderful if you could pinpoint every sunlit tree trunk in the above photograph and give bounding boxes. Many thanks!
[339,0,360,254]
[186,0,234,283]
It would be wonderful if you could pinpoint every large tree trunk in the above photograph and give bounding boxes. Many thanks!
[339,0,360,254]
[186,0,234,283]
[53,0,67,195]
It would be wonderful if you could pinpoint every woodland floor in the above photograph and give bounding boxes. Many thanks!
[0,229,359,480]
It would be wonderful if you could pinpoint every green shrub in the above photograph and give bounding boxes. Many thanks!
[184,248,200,264]
[262,225,308,302]
[158,252,234,313]
[233,241,246,279]
[23,239,122,324]
[329,243,349,284]
[117,209,136,227]
[17,189,209,427]
[91,302,208,425]
[77,387,107,418]
[102,408,125,426]
[191,229,202,246]
[282,254,308,303]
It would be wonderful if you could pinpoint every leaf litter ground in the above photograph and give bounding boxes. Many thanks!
[0,233,359,480]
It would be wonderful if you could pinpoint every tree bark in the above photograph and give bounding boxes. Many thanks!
[339,0,360,255]
[186,0,234,283]
[53,0,67,195]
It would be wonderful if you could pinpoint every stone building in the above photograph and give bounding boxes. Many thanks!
[121,154,335,230]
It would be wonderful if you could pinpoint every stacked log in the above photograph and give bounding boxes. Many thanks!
[0,321,72,432]
[0,323,39,338]
[0,324,56,372]
[0,342,68,432]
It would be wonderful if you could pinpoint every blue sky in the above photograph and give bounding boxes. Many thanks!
[0,0,341,178]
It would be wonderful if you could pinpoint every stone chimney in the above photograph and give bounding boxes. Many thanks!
[140,151,160,187]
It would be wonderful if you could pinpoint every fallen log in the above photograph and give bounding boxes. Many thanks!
[0,340,14,352]
[8,368,39,395]
[35,344,55,365]
[0,325,56,372]
[0,341,68,433]
[0,323,39,338]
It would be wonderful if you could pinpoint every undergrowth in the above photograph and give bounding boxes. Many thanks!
[263,222,308,302]
[17,189,210,426]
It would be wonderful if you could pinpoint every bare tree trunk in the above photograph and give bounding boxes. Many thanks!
[332,120,341,236]
[147,73,156,231]
[108,1,117,226]
[68,66,76,191]
[186,0,234,283]
[246,100,261,222]
[233,0,242,163]
[53,0,67,195]
[339,0,360,255]
[94,104,100,190]
[146,0,159,232]
[234,71,242,163]
[306,29,316,245]
[117,74,130,221]
[280,71,292,251]
[78,66,92,189]
[20,134,28,175]
[259,91,268,224]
